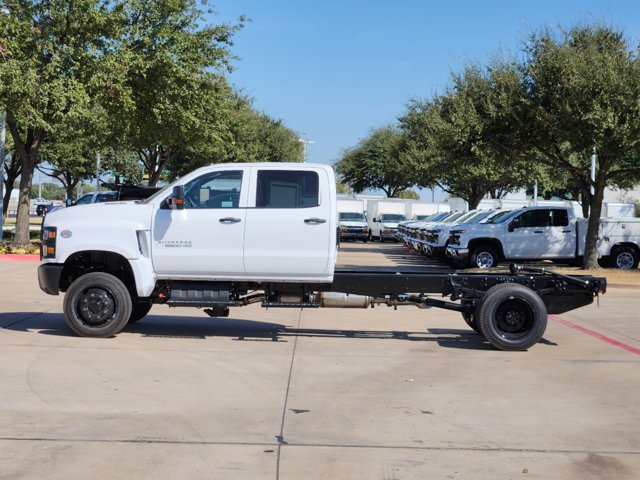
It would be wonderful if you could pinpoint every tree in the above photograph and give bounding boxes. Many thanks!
[522,25,640,268]
[166,92,303,179]
[0,0,122,244]
[115,1,245,186]
[400,63,540,209]
[394,189,419,200]
[336,126,421,198]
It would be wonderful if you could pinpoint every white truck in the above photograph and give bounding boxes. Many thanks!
[405,201,450,221]
[446,206,640,269]
[37,163,606,351]
[337,198,368,242]
[367,199,407,242]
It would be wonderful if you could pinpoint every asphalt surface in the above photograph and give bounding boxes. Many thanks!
[0,244,639,479]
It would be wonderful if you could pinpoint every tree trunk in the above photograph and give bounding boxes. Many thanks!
[8,120,45,245]
[2,153,21,216]
[582,173,606,269]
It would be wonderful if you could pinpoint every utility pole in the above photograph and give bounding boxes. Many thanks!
[298,138,315,162]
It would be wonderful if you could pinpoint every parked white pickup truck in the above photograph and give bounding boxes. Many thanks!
[37,163,606,351]
[446,206,640,269]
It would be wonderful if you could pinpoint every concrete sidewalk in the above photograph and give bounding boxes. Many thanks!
[0,245,638,479]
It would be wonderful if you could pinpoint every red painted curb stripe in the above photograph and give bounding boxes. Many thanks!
[0,254,39,262]
[549,314,640,356]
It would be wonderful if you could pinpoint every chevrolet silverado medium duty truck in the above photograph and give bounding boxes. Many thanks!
[38,163,606,351]
[337,198,369,242]
[446,206,640,269]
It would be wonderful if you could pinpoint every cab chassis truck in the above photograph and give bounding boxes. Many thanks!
[37,163,606,351]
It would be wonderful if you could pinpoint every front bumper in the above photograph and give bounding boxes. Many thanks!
[425,245,446,258]
[340,232,369,240]
[445,247,469,264]
[38,264,63,295]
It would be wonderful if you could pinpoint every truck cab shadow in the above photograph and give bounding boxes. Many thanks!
[0,312,549,350]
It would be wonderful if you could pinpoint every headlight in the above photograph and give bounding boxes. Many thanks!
[41,226,57,259]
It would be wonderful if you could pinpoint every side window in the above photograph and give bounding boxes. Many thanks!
[518,210,552,228]
[183,170,243,209]
[256,170,319,208]
[552,209,569,227]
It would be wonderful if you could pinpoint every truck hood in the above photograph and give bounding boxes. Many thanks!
[339,221,368,227]
[43,202,155,262]
[451,223,501,234]
[44,201,154,230]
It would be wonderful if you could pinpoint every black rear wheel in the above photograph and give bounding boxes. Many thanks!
[477,283,547,351]
[129,300,153,323]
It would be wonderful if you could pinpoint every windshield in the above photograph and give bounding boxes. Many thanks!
[75,194,94,205]
[441,211,466,223]
[339,212,366,221]
[483,210,512,224]
[464,211,494,224]
[380,213,406,222]
[493,209,523,224]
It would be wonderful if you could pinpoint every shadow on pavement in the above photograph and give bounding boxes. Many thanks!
[0,312,497,350]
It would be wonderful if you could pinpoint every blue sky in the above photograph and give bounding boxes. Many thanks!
[215,1,640,190]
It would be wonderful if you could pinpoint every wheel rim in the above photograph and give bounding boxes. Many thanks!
[492,299,534,340]
[476,252,495,268]
[616,252,635,269]
[78,288,116,326]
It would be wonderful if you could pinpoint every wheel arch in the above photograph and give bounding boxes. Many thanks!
[468,238,504,259]
[60,250,138,297]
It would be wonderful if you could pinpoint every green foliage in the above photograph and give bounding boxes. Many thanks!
[523,25,640,267]
[29,182,66,201]
[400,62,541,209]
[166,93,303,179]
[335,126,421,197]
[394,189,419,200]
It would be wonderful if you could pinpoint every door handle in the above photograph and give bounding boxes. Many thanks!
[562,230,572,233]
[304,217,326,224]
[533,230,543,233]
[219,217,242,224]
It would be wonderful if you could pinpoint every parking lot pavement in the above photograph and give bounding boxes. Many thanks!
[0,247,639,479]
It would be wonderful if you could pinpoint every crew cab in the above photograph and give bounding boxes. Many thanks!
[37,163,606,351]
[446,206,640,269]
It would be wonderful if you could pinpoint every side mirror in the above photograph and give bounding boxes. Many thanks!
[508,218,520,232]
[169,185,185,210]
[373,217,379,223]
[65,198,74,207]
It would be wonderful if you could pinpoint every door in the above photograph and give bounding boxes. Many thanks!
[152,168,249,277]
[244,167,333,278]
[505,209,575,259]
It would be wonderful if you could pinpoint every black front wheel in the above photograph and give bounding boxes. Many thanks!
[63,272,132,338]
[477,283,547,351]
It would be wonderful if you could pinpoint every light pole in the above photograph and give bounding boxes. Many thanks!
[298,138,315,162]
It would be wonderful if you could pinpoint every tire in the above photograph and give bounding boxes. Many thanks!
[462,311,480,333]
[611,246,639,270]
[128,300,153,323]
[477,283,548,351]
[63,272,132,338]
[470,245,499,269]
